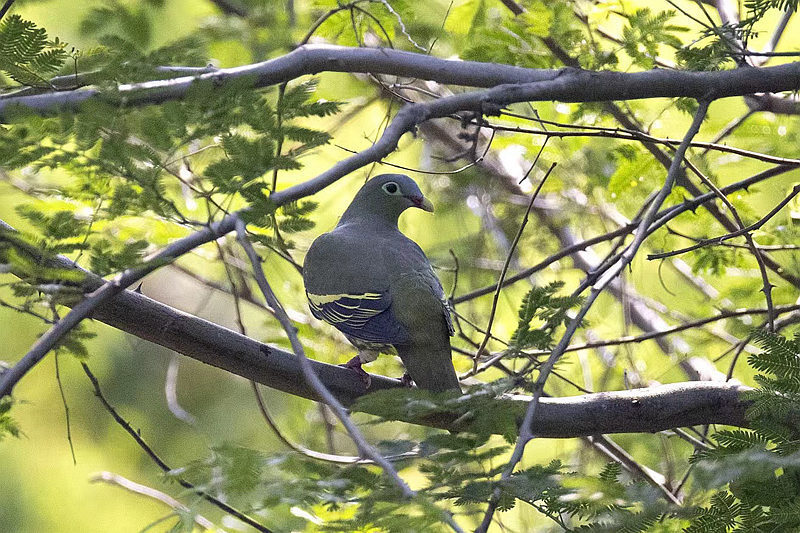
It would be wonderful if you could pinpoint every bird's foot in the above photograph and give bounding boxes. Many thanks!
[340,356,371,388]
[400,373,414,388]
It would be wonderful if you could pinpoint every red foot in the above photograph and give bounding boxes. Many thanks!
[340,356,371,388]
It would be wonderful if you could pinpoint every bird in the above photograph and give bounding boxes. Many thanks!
[303,173,461,393]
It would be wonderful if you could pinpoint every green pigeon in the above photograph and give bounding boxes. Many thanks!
[303,173,461,392]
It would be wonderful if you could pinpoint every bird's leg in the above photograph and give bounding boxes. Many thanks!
[341,355,371,388]
[400,373,414,388]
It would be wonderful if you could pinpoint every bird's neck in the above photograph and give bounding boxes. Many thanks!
[338,205,401,230]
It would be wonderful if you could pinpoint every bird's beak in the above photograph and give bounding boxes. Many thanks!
[409,195,434,212]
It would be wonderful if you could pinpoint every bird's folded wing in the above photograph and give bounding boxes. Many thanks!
[417,266,455,337]
[307,291,409,344]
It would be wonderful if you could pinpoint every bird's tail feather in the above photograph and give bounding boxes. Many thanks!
[397,343,461,393]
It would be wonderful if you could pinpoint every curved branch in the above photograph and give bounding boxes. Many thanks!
[87,285,752,437]
[2,44,800,120]
[0,220,754,437]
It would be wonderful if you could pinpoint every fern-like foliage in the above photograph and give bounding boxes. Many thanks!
[621,9,686,69]
[0,396,22,441]
[508,281,583,353]
[686,331,800,532]
[0,14,68,88]
[0,7,340,361]
[744,0,798,26]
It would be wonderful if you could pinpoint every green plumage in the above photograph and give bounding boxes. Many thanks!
[303,174,461,392]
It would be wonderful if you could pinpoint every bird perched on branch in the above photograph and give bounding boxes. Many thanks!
[303,173,461,393]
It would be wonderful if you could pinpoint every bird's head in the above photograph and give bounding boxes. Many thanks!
[340,174,434,226]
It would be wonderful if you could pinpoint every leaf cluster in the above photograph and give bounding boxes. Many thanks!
[0,14,69,89]
[508,281,583,353]
[621,9,686,70]
[0,396,22,442]
[686,331,800,532]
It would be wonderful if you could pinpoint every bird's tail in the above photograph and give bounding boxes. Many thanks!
[396,342,461,393]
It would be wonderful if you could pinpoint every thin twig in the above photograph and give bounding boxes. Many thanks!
[250,380,409,464]
[0,0,15,21]
[648,184,800,260]
[474,118,800,168]
[232,218,465,532]
[504,303,800,358]
[473,162,556,371]
[54,352,76,465]
[165,355,196,424]
[80,362,272,533]
[756,8,794,65]
[0,298,54,323]
[703,109,756,152]
[217,241,374,466]
[454,163,794,305]
[334,126,496,175]
[587,434,681,505]
[475,99,711,533]
[681,157,775,330]
[90,471,224,533]
[668,427,713,451]
[667,226,800,251]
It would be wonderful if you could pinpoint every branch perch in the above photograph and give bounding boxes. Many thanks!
[82,288,755,437]
[2,44,800,120]
[0,219,753,437]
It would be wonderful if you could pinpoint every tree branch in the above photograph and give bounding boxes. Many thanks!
[476,99,711,532]
[2,44,800,120]
[648,183,800,260]
[0,219,754,438]
[81,362,271,532]
[90,471,222,533]
[454,164,797,304]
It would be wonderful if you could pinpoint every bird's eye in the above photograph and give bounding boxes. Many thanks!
[382,182,401,195]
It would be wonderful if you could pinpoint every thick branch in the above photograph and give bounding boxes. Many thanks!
[86,287,751,437]
[3,221,755,440]
[2,44,800,119]
[0,223,752,437]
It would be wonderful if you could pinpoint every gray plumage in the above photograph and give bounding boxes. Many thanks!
[303,173,460,392]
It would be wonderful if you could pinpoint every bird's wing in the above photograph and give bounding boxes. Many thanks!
[423,264,455,336]
[306,290,408,343]
[303,231,409,344]
[395,239,455,337]
[388,244,460,392]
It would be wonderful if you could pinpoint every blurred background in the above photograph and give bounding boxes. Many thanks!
[2,0,799,531]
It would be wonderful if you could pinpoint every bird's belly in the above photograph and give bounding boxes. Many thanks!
[344,335,397,361]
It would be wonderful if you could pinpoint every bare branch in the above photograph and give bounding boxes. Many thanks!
[81,362,272,533]
[0,0,16,21]
[454,164,797,304]
[757,8,794,65]
[510,303,800,357]
[2,44,800,120]
[0,212,242,398]
[682,157,776,330]
[3,40,799,399]
[90,471,224,533]
[648,183,800,260]
[232,219,464,532]
[0,218,756,437]
[476,99,712,532]
[473,162,556,369]
[475,117,800,168]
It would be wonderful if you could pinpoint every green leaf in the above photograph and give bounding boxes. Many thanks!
[508,281,582,351]
[0,15,68,87]
[0,396,23,441]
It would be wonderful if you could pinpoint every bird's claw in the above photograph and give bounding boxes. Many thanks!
[340,356,371,388]
[400,373,414,388]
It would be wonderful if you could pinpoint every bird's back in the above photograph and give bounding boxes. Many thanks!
[304,223,460,392]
